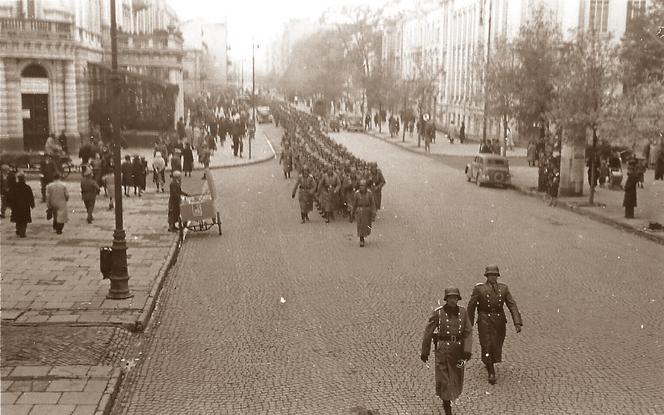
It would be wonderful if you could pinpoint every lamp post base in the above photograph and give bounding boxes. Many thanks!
[107,229,133,299]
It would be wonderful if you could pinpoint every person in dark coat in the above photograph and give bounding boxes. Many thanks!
[170,149,182,177]
[655,147,664,180]
[7,172,34,237]
[182,142,194,177]
[623,161,638,218]
[168,171,189,232]
[467,265,522,385]
[421,287,473,415]
[132,155,145,196]
[350,179,376,247]
[370,163,386,210]
[80,169,100,223]
[121,155,133,197]
[291,165,316,223]
[40,157,57,202]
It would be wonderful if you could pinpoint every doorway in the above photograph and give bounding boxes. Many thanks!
[20,63,50,151]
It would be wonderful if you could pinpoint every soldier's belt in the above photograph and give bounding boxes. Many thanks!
[438,335,460,342]
[479,309,504,315]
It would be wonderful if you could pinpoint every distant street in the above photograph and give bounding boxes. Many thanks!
[111,126,664,415]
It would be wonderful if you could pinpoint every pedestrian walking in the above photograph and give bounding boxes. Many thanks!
[459,121,466,144]
[318,166,341,223]
[80,169,100,223]
[291,165,316,223]
[153,152,166,193]
[421,287,472,415]
[182,142,194,177]
[1,164,16,218]
[102,171,115,210]
[121,155,133,197]
[369,163,386,211]
[132,155,145,196]
[45,173,69,234]
[40,156,57,202]
[198,143,211,179]
[467,265,522,385]
[7,172,34,237]
[623,161,638,219]
[350,179,375,247]
[279,146,293,179]
[168,171,189,232]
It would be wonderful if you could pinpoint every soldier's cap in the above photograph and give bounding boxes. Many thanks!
[444,287,462,300]
[484,265,500,276]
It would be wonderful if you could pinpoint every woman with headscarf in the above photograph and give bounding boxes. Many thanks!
[7,172,34,237]
[350,179,376,247]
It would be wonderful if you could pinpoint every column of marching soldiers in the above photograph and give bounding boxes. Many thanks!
[271,103,386,247]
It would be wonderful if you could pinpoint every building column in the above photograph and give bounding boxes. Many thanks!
[0,59,8,140]
[5,61,22,148]
[169,68,184,128]
[64,59,80,153]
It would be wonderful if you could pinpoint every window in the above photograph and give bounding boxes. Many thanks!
[588,0,610,33]
[626,0,646,31]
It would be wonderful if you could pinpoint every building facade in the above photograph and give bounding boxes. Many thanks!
[0,0,184,153]
[382,0,647,140]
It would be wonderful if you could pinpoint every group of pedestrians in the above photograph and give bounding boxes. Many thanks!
[272,103,387,247]
[421,265,522,415]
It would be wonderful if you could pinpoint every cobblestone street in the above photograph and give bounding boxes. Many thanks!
[110,128,664,414]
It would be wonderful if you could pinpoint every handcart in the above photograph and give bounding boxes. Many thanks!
[178,193,222,241]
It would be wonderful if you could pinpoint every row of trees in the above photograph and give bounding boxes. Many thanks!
[482,2,664,196]
[278,2,664,197]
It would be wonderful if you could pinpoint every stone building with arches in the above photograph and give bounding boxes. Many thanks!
[0,0,184,153]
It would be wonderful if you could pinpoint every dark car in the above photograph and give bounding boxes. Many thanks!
[465,154,511,187]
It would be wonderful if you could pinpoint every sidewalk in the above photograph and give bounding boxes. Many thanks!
[365,128,527,158]
[366,128,663,244]
[510,165,664,245]
[0,129,276,415]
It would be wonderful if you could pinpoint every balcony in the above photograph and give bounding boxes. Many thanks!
[117,30,183,52]
[0,17,73,41]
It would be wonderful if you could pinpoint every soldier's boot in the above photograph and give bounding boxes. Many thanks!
[300,213,305,224]
[487,363,496,385]
[305,213,310,222]
[443,400,452,415]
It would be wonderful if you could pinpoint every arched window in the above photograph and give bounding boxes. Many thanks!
[21,63,48,78]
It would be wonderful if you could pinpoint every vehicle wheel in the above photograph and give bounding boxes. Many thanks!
[476,173,482,187]
[62,164,72,179]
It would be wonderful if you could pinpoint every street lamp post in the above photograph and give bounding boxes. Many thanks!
[107,0,132,299]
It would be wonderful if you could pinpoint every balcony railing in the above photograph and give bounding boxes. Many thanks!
[0,17,73,40]
[117,31,183,52]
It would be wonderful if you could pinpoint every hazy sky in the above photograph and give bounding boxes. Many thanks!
[168,0,407,61]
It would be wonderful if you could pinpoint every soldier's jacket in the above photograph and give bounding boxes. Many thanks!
[292,174,316,197]
[421,305,472,360]
[467,282,522,327]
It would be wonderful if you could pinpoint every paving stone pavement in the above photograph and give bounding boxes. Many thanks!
[110,127,663,414]
[1,125,277,415]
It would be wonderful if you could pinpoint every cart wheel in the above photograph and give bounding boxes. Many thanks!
[216,212,222,235]
[62,163,72,179]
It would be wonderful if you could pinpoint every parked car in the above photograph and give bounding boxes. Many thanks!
[346,115,365,132]
[465,154,511,187]
[328,116,342,132]
[256,106,271,124]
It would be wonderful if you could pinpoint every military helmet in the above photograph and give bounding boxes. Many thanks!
[484,265,500,276]
[444,287,462,301]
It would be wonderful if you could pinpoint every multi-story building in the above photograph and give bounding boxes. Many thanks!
[0,0,185,153]
[383,0,647,139]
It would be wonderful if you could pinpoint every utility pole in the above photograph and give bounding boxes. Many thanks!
[107,0,132,299]
[482,0,493,145]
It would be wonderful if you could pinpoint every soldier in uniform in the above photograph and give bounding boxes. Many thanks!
[279,145,293,179]
[318,165,341,223]
[369,163,386,211]
[467,265,522,385]
[421,288,473,415]
[291,165,316,223]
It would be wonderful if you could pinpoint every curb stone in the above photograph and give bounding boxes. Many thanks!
[367,130,664,246]
[511,185,664,246]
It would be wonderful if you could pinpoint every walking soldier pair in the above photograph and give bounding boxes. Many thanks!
[421,265,522,414]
